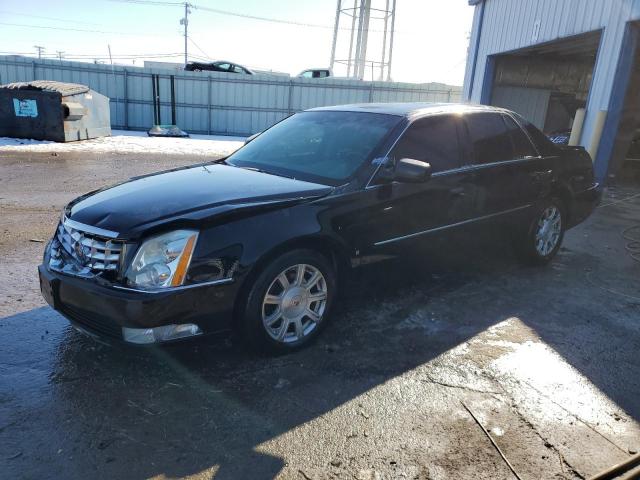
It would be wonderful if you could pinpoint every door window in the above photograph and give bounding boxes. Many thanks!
[502,114,538,159]
[214,62,232,72]
[464,112,514,164]
[391,115,462,173]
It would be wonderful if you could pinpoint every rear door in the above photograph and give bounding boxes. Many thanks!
[501,113,554,205]
[461,111,536,219]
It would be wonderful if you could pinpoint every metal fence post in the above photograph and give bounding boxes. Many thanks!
[288,80,294,115]
[207,75,212,135]
[123,69,129,130]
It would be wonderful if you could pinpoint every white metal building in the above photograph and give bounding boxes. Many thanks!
[463,0,640,183]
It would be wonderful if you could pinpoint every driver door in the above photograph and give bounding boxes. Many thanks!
[347,114,477,252]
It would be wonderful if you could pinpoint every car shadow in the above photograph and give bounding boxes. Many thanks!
[2,228,638,479]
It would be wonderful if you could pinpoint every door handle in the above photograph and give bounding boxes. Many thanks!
[531,169,552,179]
[451,187,466,197]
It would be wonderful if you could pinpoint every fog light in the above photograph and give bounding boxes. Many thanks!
[122,324,202,344]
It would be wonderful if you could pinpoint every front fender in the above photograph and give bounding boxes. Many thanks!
[186,202,351,285]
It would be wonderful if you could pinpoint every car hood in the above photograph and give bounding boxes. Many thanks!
[66,163,332,237]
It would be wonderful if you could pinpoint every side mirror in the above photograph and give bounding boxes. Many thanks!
[244,132,261,145]
[394,158,432,183]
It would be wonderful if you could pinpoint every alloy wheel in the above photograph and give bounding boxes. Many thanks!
[262,264,328,343]
[535,206,562,257]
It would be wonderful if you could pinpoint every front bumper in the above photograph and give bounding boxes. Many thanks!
[38,262,239,344]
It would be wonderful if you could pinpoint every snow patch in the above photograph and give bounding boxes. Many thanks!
[0,130,245,157]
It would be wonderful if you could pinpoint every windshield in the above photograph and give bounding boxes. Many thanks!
[226,111,401,186]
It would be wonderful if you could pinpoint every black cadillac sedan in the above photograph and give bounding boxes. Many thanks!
[39,103,600,351]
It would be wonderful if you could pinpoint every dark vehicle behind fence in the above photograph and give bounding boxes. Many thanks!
[39,103,600,351]
[185,61,253,74]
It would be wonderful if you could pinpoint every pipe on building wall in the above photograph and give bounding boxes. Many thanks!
[568,108,586,146]
[588,110,607,161]
[466,0,486,101]
[591,21,640,181]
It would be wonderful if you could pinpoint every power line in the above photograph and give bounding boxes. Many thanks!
[191,3,404,33]
[33,45,45,59]
[107,0,413,36]
[0,50,186,60]
[108,0,183,5]
[187,36,211,60]
[0,10,103,26]
[0,21,171,37]
[192,4,334,29]
[108,0,340,30]
[0,21,123,34]
[62,53,186,60]
[106,0,191,63]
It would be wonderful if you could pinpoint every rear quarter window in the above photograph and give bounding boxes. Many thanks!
[502,114,538,159]
[512,113,559,156]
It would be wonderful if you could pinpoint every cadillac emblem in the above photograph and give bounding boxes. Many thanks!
[73,239,91,265]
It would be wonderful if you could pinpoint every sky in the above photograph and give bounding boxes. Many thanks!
[0,0,474,86]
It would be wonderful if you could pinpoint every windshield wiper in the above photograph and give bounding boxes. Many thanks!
[239,166,295,180]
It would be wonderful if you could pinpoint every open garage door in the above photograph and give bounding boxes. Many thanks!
[488,31,601,144]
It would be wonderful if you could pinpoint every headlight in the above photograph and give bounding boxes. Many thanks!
[125,230,198,289]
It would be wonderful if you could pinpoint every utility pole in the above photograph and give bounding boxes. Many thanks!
[34,45,45,59]
[56,50,64,61]
[180,2,191,66]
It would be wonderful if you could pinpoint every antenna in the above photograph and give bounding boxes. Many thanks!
[329,0,396,81]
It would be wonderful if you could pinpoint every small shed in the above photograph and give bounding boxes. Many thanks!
[0,80,111,142]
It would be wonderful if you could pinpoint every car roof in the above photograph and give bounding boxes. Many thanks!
[306,102,505,119]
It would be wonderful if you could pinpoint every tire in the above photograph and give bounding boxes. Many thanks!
[513,197,566,266]
[238,249,336,353]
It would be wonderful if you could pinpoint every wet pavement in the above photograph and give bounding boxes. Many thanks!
[1,149,639,479]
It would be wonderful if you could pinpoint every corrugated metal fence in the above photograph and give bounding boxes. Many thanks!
[0,55,462,136]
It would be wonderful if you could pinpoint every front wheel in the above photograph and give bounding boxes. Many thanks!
[238,249,336,353]
[514,198,565,265]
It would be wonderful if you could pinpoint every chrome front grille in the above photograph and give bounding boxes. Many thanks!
[49,218,123,276]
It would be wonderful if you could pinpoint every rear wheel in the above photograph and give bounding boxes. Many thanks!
[239,249,336,352]
[514,198,565,265]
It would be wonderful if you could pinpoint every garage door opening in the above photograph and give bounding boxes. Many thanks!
[487,30,601,144]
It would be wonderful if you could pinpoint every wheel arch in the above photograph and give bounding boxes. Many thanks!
[231,235,351,326]
[549,183,573,224]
